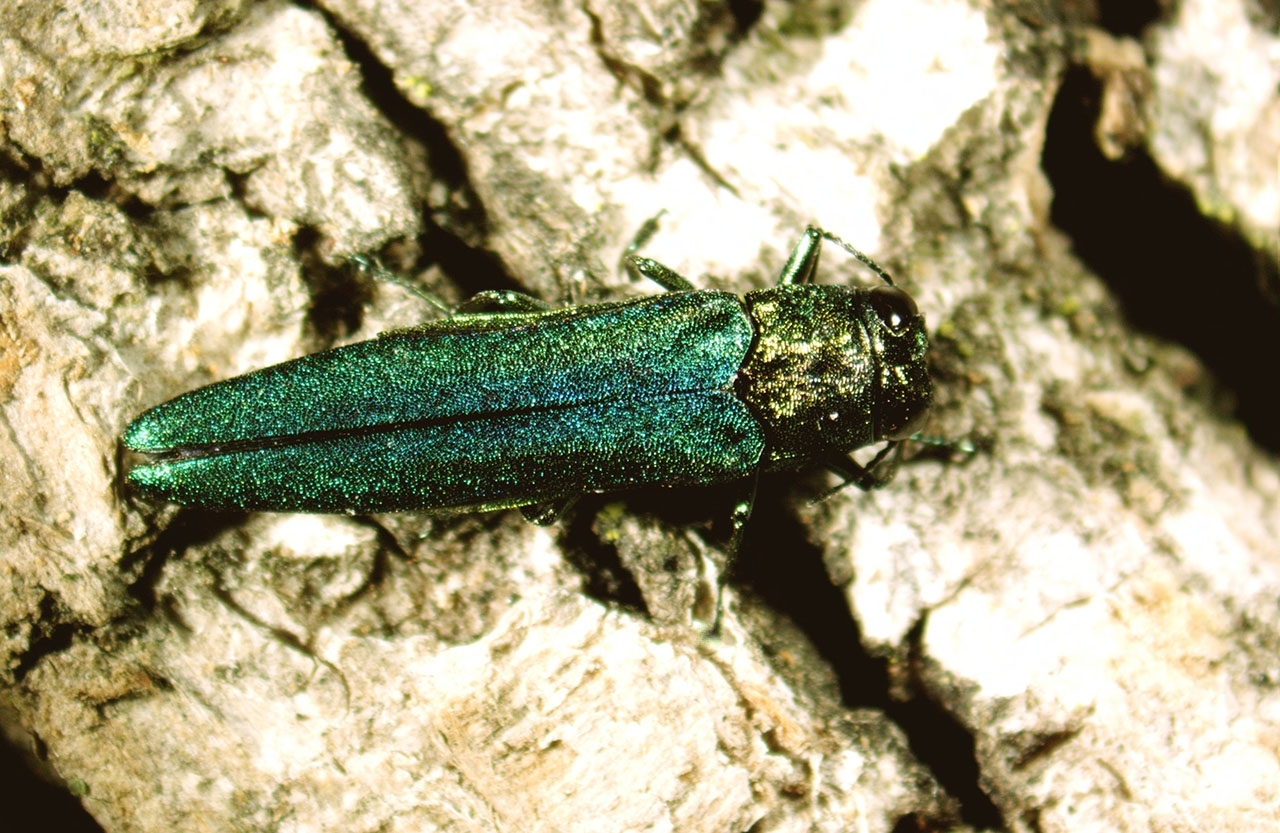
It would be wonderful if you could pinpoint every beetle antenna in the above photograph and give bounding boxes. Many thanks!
[819,230,896,287]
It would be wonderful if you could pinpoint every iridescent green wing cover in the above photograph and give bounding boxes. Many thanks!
[125,292,764,512]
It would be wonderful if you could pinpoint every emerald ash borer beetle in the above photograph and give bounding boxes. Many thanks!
[125,226,932,559]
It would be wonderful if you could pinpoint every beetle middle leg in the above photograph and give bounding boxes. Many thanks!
[618,210,700,293]
[625,256,699,293]
[706,472,761,634]
[617,208,668,274]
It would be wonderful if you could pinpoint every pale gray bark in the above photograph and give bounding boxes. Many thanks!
[1,1,1278,831]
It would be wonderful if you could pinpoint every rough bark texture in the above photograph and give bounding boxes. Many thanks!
[2,1,1279,831]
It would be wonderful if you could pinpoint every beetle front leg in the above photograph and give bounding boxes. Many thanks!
[777,227,824,285]
[819,442,903,495]
[777,227,898,287]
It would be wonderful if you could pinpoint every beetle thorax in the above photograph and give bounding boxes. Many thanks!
[737,285,878,466]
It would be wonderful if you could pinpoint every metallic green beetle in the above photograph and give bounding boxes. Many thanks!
[125,227,931,531]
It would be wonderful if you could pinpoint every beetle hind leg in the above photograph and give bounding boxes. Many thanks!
[456,290,554,315]
[520,496,578,526]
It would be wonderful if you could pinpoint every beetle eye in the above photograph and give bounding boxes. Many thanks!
[869,285,918,332]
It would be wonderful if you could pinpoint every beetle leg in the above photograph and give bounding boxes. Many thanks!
[625,256,698,293]
[616,209,669,278]
[456,290,554,315]
[818,442,903,496]
[381,289,554,336]
[778,227,898,288]
[520,496,579,526]
[352,255,555,317]
[777,227,823,285]
[708,471,760,635]
[349,253,453,315]
[618,210,699,292]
